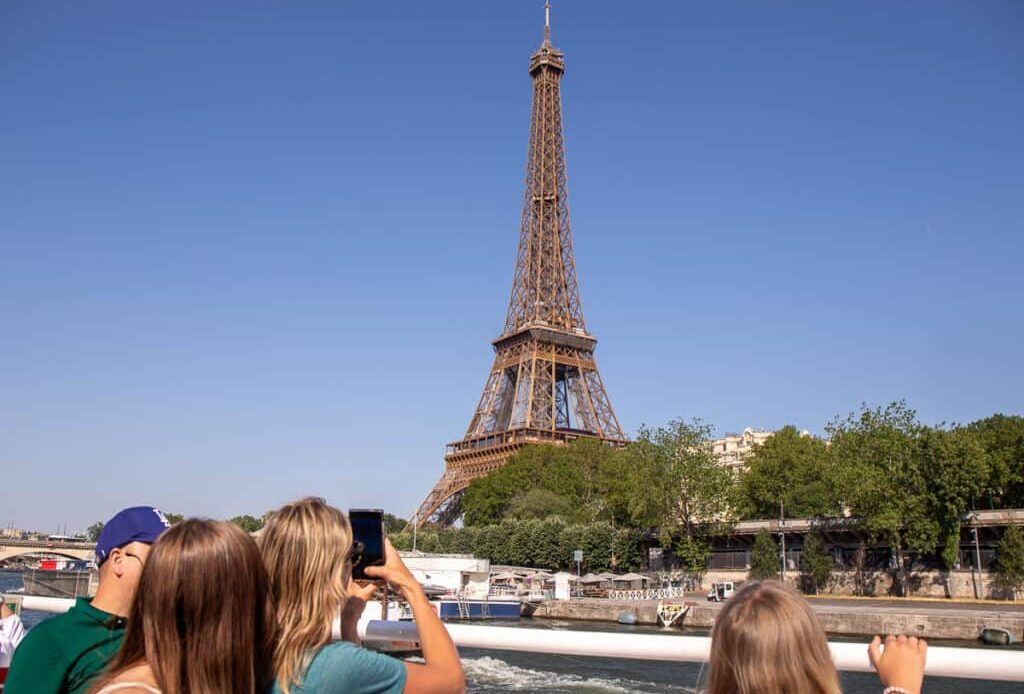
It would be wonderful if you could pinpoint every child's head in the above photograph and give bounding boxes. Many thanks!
[97,519,276,694]
[707,580,841,694]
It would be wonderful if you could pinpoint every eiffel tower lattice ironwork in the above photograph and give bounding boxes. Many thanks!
[413,6,627,527]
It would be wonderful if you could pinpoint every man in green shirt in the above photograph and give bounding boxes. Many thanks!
[5,506,171,694]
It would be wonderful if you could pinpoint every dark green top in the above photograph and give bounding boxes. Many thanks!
[4,597,126,694]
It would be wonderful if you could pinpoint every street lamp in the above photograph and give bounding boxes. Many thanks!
[969,512,982,600]
[779,501,786,584]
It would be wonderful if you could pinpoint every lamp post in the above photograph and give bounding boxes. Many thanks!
[779,501,786,584]
[970,513,983,600]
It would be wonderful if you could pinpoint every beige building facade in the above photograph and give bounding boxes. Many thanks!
[710,427,775,471]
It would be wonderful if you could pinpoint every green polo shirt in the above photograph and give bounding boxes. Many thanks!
[4,597,126,694]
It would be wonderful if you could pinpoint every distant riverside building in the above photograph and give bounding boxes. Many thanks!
[710,427,817,472]
[710,428,775,472]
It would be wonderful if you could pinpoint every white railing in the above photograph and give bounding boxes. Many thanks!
[368,622,1024,683]
[20,596,1023,682]
[608,586,687,600]
[487,584,519,598]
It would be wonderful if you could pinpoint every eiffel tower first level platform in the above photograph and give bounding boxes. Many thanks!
[412,6,626,528]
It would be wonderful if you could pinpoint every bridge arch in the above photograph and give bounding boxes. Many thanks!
[0,547,94,563]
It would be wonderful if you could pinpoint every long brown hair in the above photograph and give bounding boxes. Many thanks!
[706,580,842,694]
[258,497,352,694]
[92,519,276,694]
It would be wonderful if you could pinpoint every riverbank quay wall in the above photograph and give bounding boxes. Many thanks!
[533,597,1024,640]
[702,568,1004,600]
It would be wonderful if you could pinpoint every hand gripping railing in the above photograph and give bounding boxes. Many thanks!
[19,596,1024,682]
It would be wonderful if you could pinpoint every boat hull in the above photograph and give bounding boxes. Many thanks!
[436,599,521,621]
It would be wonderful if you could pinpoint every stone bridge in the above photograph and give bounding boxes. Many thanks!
[0,539,96,562]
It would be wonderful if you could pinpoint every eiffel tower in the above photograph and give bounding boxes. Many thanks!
[413,4,627,527]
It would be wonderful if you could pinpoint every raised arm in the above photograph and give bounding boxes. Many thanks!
[365,539,465,694]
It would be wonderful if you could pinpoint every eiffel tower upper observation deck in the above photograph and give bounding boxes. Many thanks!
[413,4,627,527]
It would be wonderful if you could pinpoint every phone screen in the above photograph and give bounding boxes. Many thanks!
[349,509,385,581]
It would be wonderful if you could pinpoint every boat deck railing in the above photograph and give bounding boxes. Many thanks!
[16,595,1024,683]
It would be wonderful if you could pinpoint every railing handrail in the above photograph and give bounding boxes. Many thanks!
[608,586,687,601]
[19,596,1023,682]
[372,622,1024,683]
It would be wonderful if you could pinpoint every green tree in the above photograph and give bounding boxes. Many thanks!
[917,427,989,570]
[563,437,619,523]
[992,524,1024,599]
[558,524,586,571]
[531,517,568,570]
[462,444,576,525]
[383,513,408,535]
[621,418,734,565]
[577,522,615,573]
[738,426,838,519]
[164,512,185,525]
[673,535,711,576]
[506,488,575,521]
[462,439,623,527]
[506,520,538,567]
[611,527,644,573]
[86,521,104,542]
[229,515,264,533]
[827,401,933,596]
[439,526,477,554]
[800,531,832,594]
[964,414,1024,508]
[473,525,508,564]
[390,532,412,551]
[749,529,779,581]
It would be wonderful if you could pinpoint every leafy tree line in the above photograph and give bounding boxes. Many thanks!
[389,518,645,573]
[430,403,1024,592]
[77,405,1023,593]
[457,419,732,575]
[742,404,1024,594]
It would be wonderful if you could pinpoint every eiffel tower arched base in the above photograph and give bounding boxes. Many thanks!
[411,428,624,528]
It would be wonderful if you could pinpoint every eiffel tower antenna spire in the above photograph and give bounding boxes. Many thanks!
[412,8,626,528]
[544,1,552,45]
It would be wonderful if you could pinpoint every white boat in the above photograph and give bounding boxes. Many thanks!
[397,552,522,621]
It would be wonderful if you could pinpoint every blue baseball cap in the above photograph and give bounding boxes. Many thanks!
[96,506,172,565]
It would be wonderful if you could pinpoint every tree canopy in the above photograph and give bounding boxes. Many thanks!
[993,523,1024,598]
[229,514,264,533]
[750,529,779,581]
[106,404,1016,588]
[737,426,837,519]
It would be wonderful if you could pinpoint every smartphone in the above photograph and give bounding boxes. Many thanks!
[349,508,385,581]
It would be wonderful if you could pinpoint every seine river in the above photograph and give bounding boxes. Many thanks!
[2,572,1018,693]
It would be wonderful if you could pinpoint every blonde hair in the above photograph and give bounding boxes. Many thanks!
[259,497,352,694]
[91,520,275,694]
[707,580,841,694]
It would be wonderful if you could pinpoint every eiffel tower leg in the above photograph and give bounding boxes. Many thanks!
[410,469,464,528]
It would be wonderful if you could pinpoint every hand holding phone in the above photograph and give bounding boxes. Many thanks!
[348,509,385,581]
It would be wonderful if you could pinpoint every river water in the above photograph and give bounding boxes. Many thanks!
[2,572,1018,693]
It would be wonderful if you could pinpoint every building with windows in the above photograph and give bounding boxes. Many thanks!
[710,428,775,471]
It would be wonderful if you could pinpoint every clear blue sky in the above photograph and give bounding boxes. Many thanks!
[2,1,1021,532]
